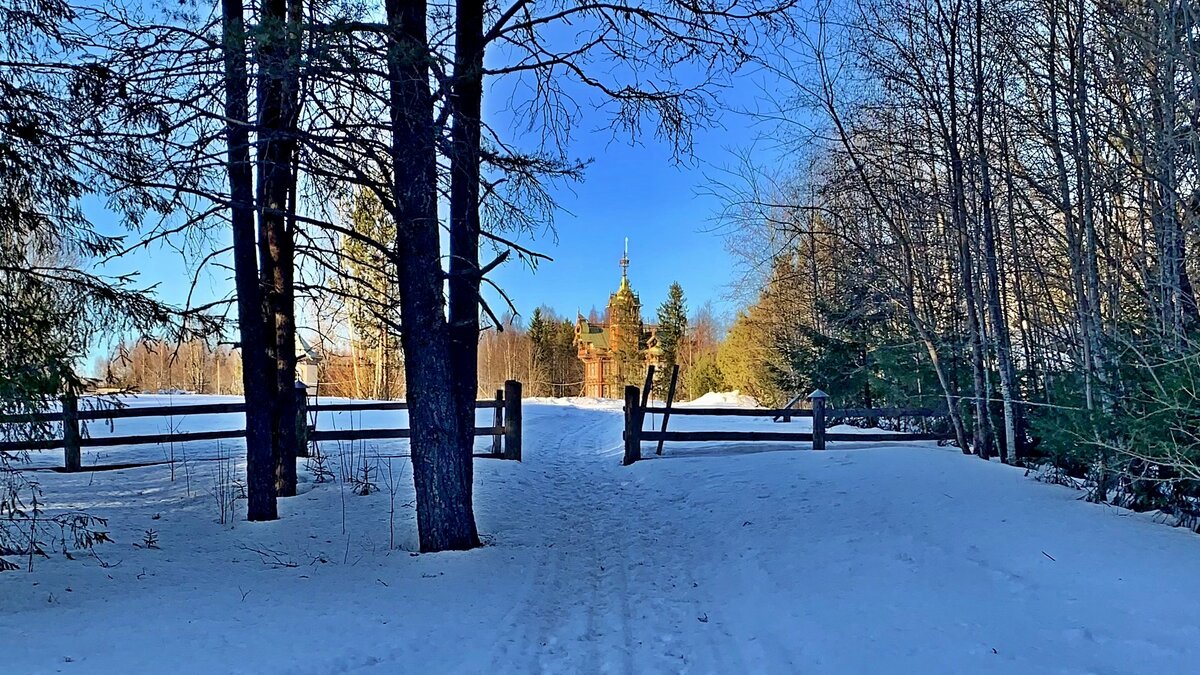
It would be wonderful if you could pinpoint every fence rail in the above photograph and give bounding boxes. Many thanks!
[0,380,524,471]
[624,371,953,465]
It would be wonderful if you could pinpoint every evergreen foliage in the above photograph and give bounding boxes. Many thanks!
[654,282,688,395]
[341,189,402,399]
[716,309,778,404]
[1,0,200,566]
[528,308,583,396]
[683,352,727,401]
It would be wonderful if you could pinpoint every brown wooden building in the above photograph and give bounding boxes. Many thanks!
[574,248,660,398]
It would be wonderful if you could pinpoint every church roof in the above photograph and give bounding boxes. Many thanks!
[576,320,610,350]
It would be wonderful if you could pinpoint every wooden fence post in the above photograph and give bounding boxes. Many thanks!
[641,365,656,402]
[504,380,522,461]
[623,385,642,465]
[810,389,828,451]
[61,391,81,472]
[295,382,309,458]
[655,365,679,456]
[492,388,504,456]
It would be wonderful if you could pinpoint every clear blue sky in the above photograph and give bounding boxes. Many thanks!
[483,115,759,325]
[87,51,784,366]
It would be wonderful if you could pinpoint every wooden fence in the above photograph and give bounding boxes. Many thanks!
[0,380,523,471]
[623,366,951,465]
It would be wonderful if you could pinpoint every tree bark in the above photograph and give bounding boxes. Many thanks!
[385,0,479,552]
[256,0,301,498]
[221,0,277,521]
[448,0,485,472]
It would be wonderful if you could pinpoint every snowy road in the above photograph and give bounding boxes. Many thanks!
[4,398,1200,673]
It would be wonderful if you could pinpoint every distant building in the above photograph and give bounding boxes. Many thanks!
[574,244,660,398]
[296,333,323,389]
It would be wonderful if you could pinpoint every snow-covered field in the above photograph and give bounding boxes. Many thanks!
[4,395,1200,673]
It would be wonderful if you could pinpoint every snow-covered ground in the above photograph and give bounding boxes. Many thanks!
[4,395,1200,673]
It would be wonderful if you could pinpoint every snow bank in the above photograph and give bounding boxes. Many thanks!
[681,390,760,408]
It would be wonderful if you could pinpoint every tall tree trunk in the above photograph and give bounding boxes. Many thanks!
[448,0,485,473]
[974,0,1019,464]
[1046,0,1095,409]
[256,0,301,497]
[221,0,277,521]
[385,0,479,552]
[947,68,992,459]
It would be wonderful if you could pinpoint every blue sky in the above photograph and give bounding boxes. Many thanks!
[483,115,760,325]
[86,37,785,366]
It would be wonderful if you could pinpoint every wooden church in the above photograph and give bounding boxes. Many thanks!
[574,243,661,398]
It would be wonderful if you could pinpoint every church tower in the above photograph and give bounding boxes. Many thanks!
[607,238,642,354]
[573,239,660,397]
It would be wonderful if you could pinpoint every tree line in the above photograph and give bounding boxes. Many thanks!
[721,0,1200,527]
[99,290,723,403]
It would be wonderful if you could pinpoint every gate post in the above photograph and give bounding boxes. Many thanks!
[295,382,309,458]
[623,385,642,465]
[504,380,522,461]
[492,388,504,456]
[62,391,81,472]
[810,389,828,451]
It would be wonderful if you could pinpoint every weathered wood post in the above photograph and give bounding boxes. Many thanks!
[492,388,504,456]
[504,380,522,461]
[655,365,679,456]
[623,384,642,465]
[61,391,81,472]
[294,381,309,458]
[810,389,828,451]
[640,364,655,409]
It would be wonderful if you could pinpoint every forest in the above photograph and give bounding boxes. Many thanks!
[717,0,1200,528]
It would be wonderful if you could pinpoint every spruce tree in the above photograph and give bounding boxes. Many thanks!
[655,282,688,395]
[527,308,549,395]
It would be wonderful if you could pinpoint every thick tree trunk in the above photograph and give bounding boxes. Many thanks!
[255,0,302,497]
[385,0,479,552]
[221,0,277,521]
[448,0,485,468]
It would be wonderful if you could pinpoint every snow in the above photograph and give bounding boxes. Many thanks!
[680,391,761,408]
[4,395,1200,673]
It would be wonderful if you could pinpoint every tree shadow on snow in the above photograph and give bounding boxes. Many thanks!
[642,441,929,461]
